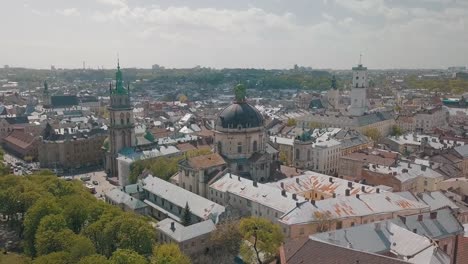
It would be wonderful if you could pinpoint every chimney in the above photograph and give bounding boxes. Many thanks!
[356,194,360,199]
[229,173,232,178]
[280,182,284,189]
[123,186,126,192]
[329,177,333,183]
[238,176,241,181]
[376,188,380,193]
[275,137,277,143]
[408,163,411,168]
[421,165,427,171]
[430,211,438,219]
[417,214,423,221]
[281,190,287,197]
[413,228,417,233]
[296,178,300,184]
[253,181,258,187]
[295,167,298,172]
[333,193,336,198]
[292,194,297,200]
[137,185,140,192]
[345,189,350,196]
[401,216,406,225]
[170,222,175,231]
[348,181,353,188]
[361,186,365,192]
[311,200,316,206]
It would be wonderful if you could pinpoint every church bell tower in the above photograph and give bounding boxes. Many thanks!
[106,61,135,181]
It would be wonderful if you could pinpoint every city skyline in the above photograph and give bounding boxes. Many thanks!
[1,0,467,69]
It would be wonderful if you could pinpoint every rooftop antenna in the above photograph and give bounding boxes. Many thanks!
[359,53,363,66]
[117,53,120,69]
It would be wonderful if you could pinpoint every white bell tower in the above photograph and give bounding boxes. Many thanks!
[349,55,368,116]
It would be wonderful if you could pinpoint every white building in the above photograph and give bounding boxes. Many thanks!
[348,63,368,116]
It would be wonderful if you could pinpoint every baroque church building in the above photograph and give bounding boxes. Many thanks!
[213,84,278,183]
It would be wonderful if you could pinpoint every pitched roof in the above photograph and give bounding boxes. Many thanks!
[3,116,29,125]
[105,188,148,210]
[157,218,215,242]
[279,192,429,225]
[186,153,226,169]
[142,175,225,222]
[51,95,79,108]
[3,129,36,149]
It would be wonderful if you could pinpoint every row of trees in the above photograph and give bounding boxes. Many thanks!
[0,174,189,264]
[405,75,468,95]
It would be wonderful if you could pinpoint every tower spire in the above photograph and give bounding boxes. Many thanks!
[359,53,363,66]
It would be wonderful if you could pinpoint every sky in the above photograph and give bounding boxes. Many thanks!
[1,0,467,69]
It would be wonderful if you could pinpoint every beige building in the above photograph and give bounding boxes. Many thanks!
[177,153,227,198]
[296,111,395,137]
[338,149,399,181]
[38,124,107,171]
[415,106,448,133]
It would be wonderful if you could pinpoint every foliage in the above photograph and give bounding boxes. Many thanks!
[363,127,382,142]
[313,211,334,233]
[32,251,70,264]
[151,244,190,264]
[0,252,30,264]
[390,125,403,137]
[405,75,468,95]
[278,151,289,165]
[129,149,212,184]
[308,122,321,129]
[239,217,284,264]
[109,249,148,264]
[181,203,192,226]
[178,94,188,103]
[77,254,110,264]
[286,118,297,126]
[0,174,157,263]
[209,220,242,263]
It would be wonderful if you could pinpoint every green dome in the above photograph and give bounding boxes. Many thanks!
[102,137,110,151]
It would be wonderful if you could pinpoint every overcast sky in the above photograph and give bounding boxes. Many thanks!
[1,0,467,69]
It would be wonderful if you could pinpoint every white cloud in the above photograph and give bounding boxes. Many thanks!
[56,8,80,17]
[96,0,127,8]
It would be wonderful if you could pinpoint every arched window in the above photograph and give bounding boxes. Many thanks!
[120,113,124,125]
[295,149,300,160]
[217,142,222,154]
[237,142,242,153]
[253,141,258,152]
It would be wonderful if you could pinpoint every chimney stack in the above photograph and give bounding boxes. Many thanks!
[333,193,336,198]
[421,165,427,171]
[170,222,175,231]
[417,214,423,221]
[296,178,300,184]
[253,181,258,187]
[311,200,316,206]
[348,181,353,188]
[238,176,241,181]
[345,189,350,196]
[361,186,365,192]
[430,211,438,219]
[376,188,380,193]
[280,182,284,189]
[292,194,297,200]
[281,190,287,197]
[356,194,360,199]
[329,177,333,183]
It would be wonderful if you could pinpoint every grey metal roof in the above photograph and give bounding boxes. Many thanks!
[143,175,225,223]
[105,188,148,210]
[455,144,468,158]
[157,218,215,242]
[311,217,451,264]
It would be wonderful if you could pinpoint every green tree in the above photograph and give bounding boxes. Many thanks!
[78,254,110,264]
[210,220,242,262]
[61,196,91,233]
[286,118,297,126]
[181,202,192,226]
[151,244,190,264]
[239,217,284,264]
[67,235,96,263]
[24,197,62,256]
[33,251,70,264]
[391,125,403,137]
[110,249,148,264]
[363,127,382,142]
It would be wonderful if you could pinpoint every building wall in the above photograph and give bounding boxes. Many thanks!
[282,208,425,239]
[415,107,448,133]
[456,234,468,264]
[214,127,265,160]
[38,134,106,170]
[158,230,212,257]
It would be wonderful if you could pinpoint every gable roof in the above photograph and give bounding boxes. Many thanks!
[51,95,79,108]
